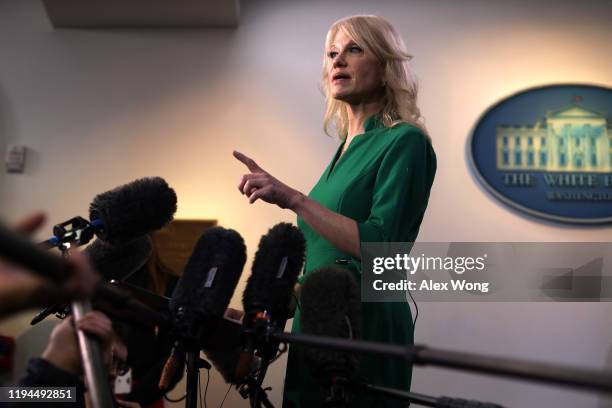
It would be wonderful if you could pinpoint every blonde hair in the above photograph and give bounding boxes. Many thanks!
[322,15,425,139]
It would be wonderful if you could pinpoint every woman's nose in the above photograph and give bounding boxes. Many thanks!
[333,54,347,68]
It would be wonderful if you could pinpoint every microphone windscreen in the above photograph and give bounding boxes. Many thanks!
[170,226,246,319]
[89,177,177,245]
[300,266,361,378]
[84,236,153,281]
[242,223,305,323]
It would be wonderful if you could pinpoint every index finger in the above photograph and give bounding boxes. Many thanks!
[233,150,263,173]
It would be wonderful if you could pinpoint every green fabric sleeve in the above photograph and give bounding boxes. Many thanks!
[357,127,435,243]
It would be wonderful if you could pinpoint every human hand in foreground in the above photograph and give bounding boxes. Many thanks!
[0,212,99,317]
[41,311,127,376]
[234,151,304,209]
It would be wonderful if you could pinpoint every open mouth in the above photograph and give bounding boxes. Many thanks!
[332,73,351,81]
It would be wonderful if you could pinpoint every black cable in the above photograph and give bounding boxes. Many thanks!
[164,393,186,403]
[219,384,232,408]
[407,288,419,333]
[204,367,210,408]
[198,370,203,408]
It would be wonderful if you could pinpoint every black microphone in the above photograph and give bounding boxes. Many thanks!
[243,223,305,325]
[89,177,177,245]
[233,223,305,381]
[169,226,247,332]
[39,177,177,250]
[300,266,362,406]
[30,177,175,324]
[162,226,246,390]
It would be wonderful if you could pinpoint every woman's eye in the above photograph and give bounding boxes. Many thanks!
[327,51,338,59]
[349,45,362,53]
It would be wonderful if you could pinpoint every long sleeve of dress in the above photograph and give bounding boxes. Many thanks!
[357,128,436,245]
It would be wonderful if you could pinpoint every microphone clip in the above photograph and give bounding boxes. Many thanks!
[43,216,96,251]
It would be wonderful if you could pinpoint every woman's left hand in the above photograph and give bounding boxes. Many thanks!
[234,150,303,209]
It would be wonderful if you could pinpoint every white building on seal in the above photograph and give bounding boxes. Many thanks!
[496,104,612,173]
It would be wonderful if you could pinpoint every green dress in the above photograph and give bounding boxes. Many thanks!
[282,114,437,408]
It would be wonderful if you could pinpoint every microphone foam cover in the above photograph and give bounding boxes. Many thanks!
[301,266,361,377]
[89,177,177,245]
[170,227,246,318]
[242,223,305,321]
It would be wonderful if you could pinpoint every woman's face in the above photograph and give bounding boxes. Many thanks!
[326,29,384,105]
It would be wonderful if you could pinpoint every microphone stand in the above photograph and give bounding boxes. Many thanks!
[237,312,284,408]
[234,321,507,408]
[269,331,612,394]
[316,372,504,408]
[185,351,199,408]
[346,379,504,408]
[71,299,115,408]
[49,219,115,408]
[173,307,214,408]
[238,376,274,408]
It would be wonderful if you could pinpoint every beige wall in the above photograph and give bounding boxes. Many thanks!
[1,0,611,406]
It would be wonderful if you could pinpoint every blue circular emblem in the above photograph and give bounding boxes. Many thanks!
[468,84,612,224]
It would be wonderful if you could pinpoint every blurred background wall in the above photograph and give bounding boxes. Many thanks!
[1,0,611,406]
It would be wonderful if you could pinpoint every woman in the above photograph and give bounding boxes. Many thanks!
[235,15,436,408]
